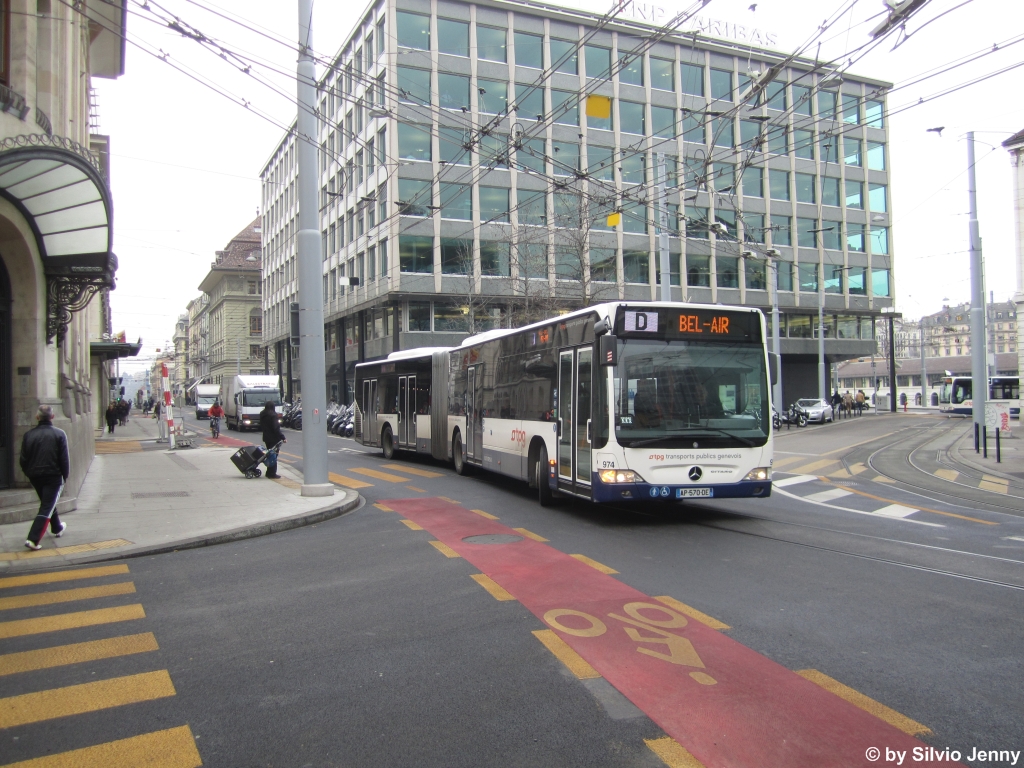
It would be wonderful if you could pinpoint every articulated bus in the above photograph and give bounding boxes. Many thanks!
[355,302,774,506]
[939,375,1020,417]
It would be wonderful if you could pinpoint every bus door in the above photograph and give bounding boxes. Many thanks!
[398,375,416,447]
[467,366,483,461]
[557,347,593,492]
[362,379,378,446]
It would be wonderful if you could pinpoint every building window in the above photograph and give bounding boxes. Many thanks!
[798,263,818,292]
[248,280,259,294]
[478,26,507,62]
[479,80,508,114]
[766,126,788,154]
[870,226,889,255]
[396,11,430,50]
[399,235,433,273]
[710,68,733,100]
[591,248,616,282]
[250,344,262,359]
[716,256,739,288]
[550,39,578,74]
[713,118,734,147]
[250,311,263,335]
[867,141,885,170]
[440,183,472,219]
[397,67,430,104]
[651,106,676,138]
[795,173,816,204]
[742,167,763,197]
[408,301,431,332]
[441,238,472,274]
[514,31,544,68]
[794,129,814,159]
[744,257,767,289]
[585,45,611,79]
[821,176,840,207]
[842,93,860,124]
[680,62,704,96]
[479,186,510,223]
[869,183,888,212]
[398,178,431,216]
[397,122,431,161]
[766,80,787,111]
[623,250,649,283]
[771,215,791,246]
[845,179,864,209]
[740,120,763,150]
[437,18,469,57]
[618,48,644,86]
[438,73,470,110]
[818,90,838,119]
[865,99,884,128]
[650,57,674,91]
[797,218,817,248]
[872,268,891,297]
[843,137,862,166]
[769,170,790,200]
[551,90,579,125]
[480,241,511,276]
[776,261,794,291]
[687,254,710,286]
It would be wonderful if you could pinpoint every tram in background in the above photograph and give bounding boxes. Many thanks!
[355,302,775,506]
[938,375,1020,417]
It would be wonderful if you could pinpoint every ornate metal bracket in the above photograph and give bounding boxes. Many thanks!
[47,275,111,345]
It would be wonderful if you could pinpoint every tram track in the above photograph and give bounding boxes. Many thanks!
[863,419,1024,517]
[609,499,1024,591]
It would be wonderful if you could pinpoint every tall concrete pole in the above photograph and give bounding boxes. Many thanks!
[770,258,783,410]
[295,0,332,496]
[656,152,671,303]
[818,289,826,400]
[968,132,988,438]
[920,322,927,407]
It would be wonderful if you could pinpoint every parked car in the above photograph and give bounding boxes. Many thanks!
[796,398,834,424]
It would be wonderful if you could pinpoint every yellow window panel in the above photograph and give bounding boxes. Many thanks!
[585,94,611,119]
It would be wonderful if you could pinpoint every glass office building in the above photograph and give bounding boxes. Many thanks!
[260,0,894,403]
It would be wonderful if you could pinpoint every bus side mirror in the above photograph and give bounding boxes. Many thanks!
[768,353,779,386]
[599,335,618,366]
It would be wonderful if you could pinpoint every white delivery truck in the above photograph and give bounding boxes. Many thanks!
[194,384,221,419]
[223,375,282,432]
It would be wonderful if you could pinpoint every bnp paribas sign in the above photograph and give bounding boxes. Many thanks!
[621,1,780,48]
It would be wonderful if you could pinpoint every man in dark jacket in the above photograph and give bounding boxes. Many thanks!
[21,405,70,550]
[259,400,285,479]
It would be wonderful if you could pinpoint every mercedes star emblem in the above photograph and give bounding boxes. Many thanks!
[688,466,703,482]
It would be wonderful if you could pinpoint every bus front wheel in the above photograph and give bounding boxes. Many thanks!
[381,425,395,460]
[537,445,554,507]
[453,431,469,475]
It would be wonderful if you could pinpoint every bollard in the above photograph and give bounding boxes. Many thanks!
[996,428,1001,464]
[975,422,980,453]
[983,425,988,459]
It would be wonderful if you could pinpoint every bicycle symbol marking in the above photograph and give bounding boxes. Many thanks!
[543,601,718,685]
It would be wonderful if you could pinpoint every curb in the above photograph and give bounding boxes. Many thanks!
[949,429,1024,485]
[4,490,363,572]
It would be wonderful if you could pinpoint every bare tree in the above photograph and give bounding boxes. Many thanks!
[551,181,618,309]
[441,238,500,336]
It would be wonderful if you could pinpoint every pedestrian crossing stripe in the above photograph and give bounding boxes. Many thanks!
[0,604,146,640]
[349,467,410,482]
[0,581,135,612]
[802,488,853,504]
[787,459,842,475]
[379,464,445,478]
[773,475,817,488]
[0,724,202,768]
[0,565,129,590]
[328,471,372,489]
[0,539,133,562]
[0,633,159,676]
[0,670,176,728]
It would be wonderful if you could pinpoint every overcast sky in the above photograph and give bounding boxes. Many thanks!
[95,0,1024,373]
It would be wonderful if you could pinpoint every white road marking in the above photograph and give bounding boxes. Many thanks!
[774,487,945,527]
[872,504,920,519]
[774,475,818,488]
[803,488,854,503]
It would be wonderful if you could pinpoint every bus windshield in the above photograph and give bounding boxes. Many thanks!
[243,390,280,408]
[613,339,770,447]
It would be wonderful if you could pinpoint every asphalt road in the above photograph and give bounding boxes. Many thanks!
[3,412,1022,767]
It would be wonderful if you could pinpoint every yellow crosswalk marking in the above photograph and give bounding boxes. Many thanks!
[271,476,301,489]
[847,462,868,475]
[0,670,176,728]
[788,459,841,475]
[983,474,1009,485]
[570,554,618,574]
[771,456,807,469]
[0,633,159,677]
[428,541,461,558]
[373,502,394,512]
[0,604,145,640]
[95,441,144,454]
[654,596,730,630]
[406,486,426,492]
[532,629,600,680]
[0,725,202,768]
[0,582,135,612]
[0,539,133,563]
[437,496,460,504]
[399,519,423,530]
[471,574,515,601]
[645,736,707,768]
[470,509,499,520]
[980,480,1009,494]
[934,468,959,482]
[328,471,372,489]
[797,669,931,736]
[0,565,129,590]
[514,528,549,542]
[380,464,444,478]
[349,467,410,482]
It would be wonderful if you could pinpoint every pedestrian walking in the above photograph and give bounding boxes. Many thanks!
[21,405,70,550]
[831,390,842,420]
[259,400,285,480]
[105,403,117,434]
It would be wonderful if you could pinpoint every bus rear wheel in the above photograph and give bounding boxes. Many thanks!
[453,431,469,475]
[381,425,395,460]
[537,445,554,507]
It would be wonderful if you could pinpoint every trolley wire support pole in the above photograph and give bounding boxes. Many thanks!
[888,312,897,413]
[656,152,671,303]
[770,258,783,412]
[968,131,988,445]
[294,0,333,497]
[162,362,175,449]
[996,427,1001,463]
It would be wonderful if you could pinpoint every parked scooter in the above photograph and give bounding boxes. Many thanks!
[783,402,809,428]
[772,405,781,431]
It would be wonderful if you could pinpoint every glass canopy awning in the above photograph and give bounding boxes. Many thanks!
[0,136,117,343]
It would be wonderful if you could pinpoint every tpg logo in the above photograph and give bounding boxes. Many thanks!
[511,429,527,447]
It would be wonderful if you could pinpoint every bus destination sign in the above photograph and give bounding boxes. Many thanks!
[617,308,761,342]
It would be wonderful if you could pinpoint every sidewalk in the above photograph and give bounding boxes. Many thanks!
[0,413,359,572]
[950,422,1024,484]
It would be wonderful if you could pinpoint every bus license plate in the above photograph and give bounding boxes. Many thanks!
[677,488,712,498]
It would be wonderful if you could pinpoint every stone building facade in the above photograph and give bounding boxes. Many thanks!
[0,0,130,499]
[198,219,275,388]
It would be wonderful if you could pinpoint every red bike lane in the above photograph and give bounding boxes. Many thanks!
[388,497,963,768]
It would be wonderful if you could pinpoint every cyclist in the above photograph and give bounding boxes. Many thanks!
[208,400,224,438]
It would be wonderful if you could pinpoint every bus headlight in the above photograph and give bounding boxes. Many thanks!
[599,469,645,484]
[744,467,772,481]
